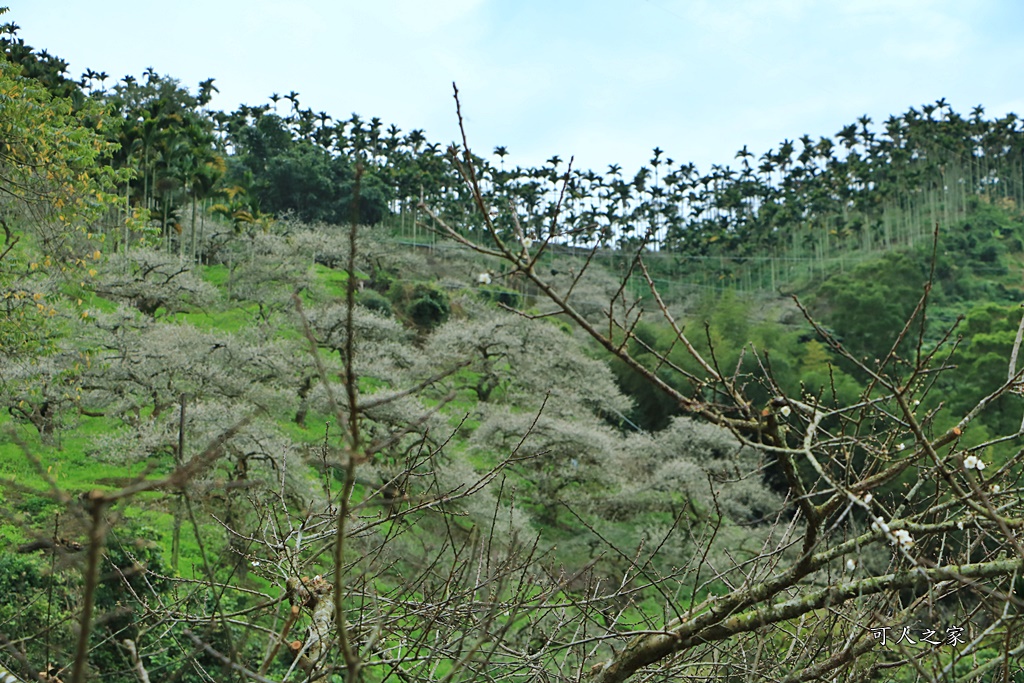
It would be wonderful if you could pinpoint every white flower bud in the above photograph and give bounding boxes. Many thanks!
[890,529,914,548]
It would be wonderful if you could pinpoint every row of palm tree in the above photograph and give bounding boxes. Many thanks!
[4,26,1023,284]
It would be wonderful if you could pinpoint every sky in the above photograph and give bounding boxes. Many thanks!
[11,1,1024,177]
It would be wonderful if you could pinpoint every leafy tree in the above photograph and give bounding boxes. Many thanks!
[0,34,126,391]
[938,302,1024,439]
[104,68,220,249]
[813,251,928,361]
[0,43,124,240]
[227,113,391,225]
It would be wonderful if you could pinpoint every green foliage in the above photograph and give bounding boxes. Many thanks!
[103,68,222,239]
[0,47,127,358]
[0,551,46,593]
[227,114,391,225]
[797,340,863,406]
[607,322,685,431]
[408,294,450,329]
[388,282,451,330]
[0,520,184,683]
[935,302,1024,441]
[476,285,522,309]
[97,527,172,609]
[357,287,392,315]
[814,251,928,361]
[0,552,68,678]
[947,196,1022,262]
[607,293,814,430]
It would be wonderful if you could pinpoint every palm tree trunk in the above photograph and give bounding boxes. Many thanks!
[190,194,198,263]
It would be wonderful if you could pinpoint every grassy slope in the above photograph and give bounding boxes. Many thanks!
[4,199,1022,513]
[2,201,1022,652]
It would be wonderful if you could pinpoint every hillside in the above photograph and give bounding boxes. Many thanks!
[0,215,786,680]
[4,15,1024,683]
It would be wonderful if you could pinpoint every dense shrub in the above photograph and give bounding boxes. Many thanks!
[813,251,927,361]
[477,285,522,309]
[400,284,450,330]
[408,295,449,329]
[358,288,393,315]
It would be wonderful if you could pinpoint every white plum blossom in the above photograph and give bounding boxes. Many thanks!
[963,455,986,471]
[871,520,890,534]
[846,558,857,572]
[991,484,1001,494]
[956,521,964,530]
[863,493,873,505]
[891,528,914,549]
[896,442,906,451]
[779,405,791,417]
[521,237,534,249]
[477,272,492,285]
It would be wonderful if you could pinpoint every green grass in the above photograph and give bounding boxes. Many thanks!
[0,414,156,489]
[200,263,231,286]
[277,408,336,446]
[169,304,259,333]
[311,263,370,299]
